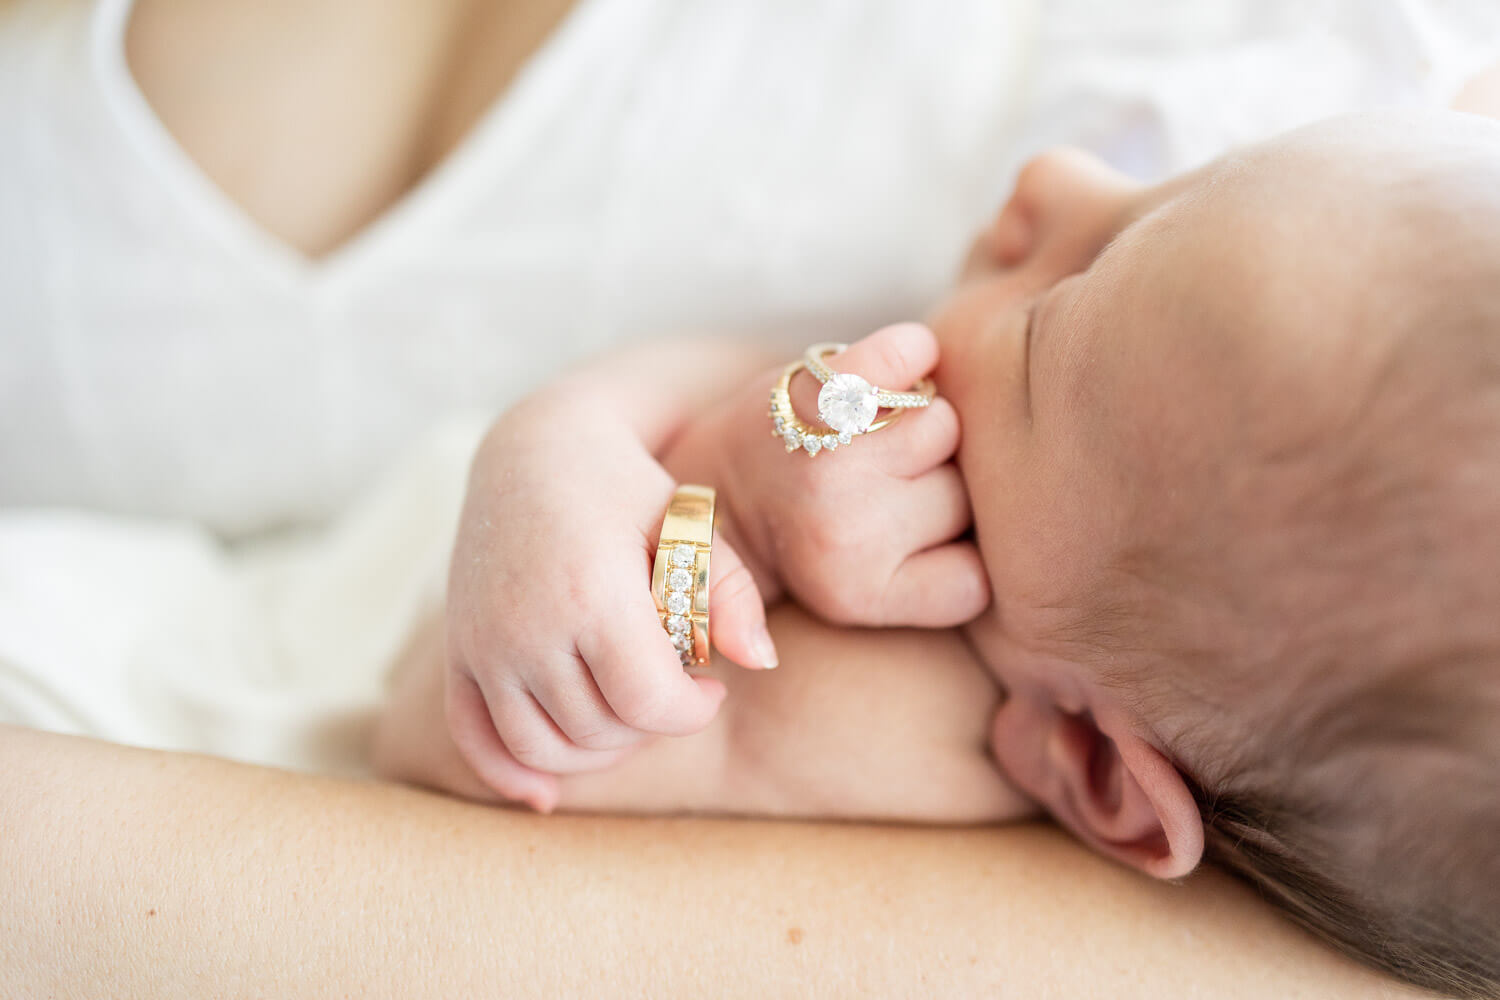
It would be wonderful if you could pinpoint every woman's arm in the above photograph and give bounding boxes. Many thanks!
[0,723,1427,999]
[375,604,1036,823]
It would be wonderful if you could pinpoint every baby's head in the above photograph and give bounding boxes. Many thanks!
[935,111,1500,996]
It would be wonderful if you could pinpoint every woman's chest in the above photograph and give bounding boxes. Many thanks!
[123,0,582,259]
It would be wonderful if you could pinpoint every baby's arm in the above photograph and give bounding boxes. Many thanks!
[374,604,1038,824]
[441,335,787,810]
[441,323,986,813]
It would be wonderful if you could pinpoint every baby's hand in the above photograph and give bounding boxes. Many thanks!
[444,386,774,812]
[667,323,989,628]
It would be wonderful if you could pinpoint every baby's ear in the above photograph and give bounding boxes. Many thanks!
[1044,707,1205,879]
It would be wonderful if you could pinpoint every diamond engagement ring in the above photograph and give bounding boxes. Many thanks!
[767,344,937,457]
[651,485,715,666]
[804,342,935,434]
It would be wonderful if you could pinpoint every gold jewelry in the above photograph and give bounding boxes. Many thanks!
[803,342,936,429]
[769,360,896,456]
[768,345,935,456]
[651,485,715,666]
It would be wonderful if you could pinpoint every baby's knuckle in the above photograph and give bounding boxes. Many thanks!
[875,337,916,381]
[817,582,874,625]
[612,686,670,731]
[560,567,595,610]
[711,560,757,608]
[806,512,858,557]
[568,724,624,751]
[503,733,551,769]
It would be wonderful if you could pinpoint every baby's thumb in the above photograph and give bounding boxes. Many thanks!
[709,533,778,670]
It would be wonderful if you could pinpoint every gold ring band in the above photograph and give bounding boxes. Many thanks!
[651,485,715,666]
[803,342,937,411]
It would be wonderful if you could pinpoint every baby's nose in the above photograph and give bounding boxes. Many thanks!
[988,147,1143,278]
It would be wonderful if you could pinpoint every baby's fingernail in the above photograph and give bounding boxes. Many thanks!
[750,623,779,670]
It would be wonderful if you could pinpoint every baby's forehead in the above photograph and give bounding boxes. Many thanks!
[1083,153,1414,420]
[1037,113,1500,705]
[1050,166,1436,573]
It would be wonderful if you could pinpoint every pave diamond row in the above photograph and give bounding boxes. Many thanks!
[804,350,837,384]
[770,386,853,457]
[662,542,699,666]
[874,388,933,409]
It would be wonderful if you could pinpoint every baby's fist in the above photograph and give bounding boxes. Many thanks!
[747,323,991,627]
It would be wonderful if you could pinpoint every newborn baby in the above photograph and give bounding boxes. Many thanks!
[376,110,1500,998]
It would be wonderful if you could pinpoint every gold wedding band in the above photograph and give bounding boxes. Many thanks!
[651,485,715,666]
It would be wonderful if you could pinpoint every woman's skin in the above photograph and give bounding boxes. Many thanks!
[124,0,581,257]
[1,660,1431,999]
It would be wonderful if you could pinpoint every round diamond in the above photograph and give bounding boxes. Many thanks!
[803,435,822,456]
[782,429,802,452]
[667,568,692,591]
[818,372,880,435]
[671,632,692,652]
[822,434,839,452]
[666,591,690,615]
[773,416,786,433]
[837,430,853,445]
[671,543,695,567]
[666,614,690,635]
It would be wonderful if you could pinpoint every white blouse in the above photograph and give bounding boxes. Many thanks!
[1,0,1041,537]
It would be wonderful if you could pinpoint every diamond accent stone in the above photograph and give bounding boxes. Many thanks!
[837,431,853,445]
[821,434,839,452]
[782,429,802,452]
[803,434,822,456]
[667,568,692,591]
[666,591,690,615]
[818,372,880,435]
[773,416,786,433]
[671,543,695,567]
[666,614,690,635]
[672,632,693,652]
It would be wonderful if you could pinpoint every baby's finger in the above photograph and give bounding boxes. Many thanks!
[789,322,938,420]
[868,396,962,478]
[581,599,728,736]
[485,681,637,776]
[708,533,778,670]
[528,652,645,752]
[445,670,559,813]
[878,542,990,627]
[889,463,974,552]
[828,321,939,391]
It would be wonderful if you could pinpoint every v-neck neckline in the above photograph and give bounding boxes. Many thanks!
[90,0,606,293]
